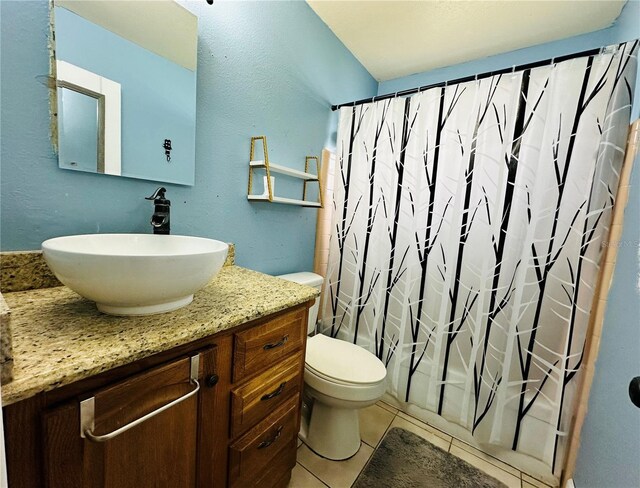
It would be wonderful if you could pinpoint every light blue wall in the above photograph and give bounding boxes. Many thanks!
[0,0,377,274]
[379,2,640,486]
[574,158,640,488]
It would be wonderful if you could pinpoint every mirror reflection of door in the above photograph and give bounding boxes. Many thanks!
[55,59,120,176]
[57,86,103,173]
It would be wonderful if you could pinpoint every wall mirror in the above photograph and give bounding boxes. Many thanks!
[52,0,197,185]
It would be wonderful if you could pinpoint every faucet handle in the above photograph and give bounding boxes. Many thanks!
[145,187,167,201]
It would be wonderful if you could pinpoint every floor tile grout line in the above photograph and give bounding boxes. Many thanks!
[451,437,523,475]
[522,473,555,488]
[355,410,398,487]
[449,446,522,486]
[351,447,374,487]
[376,401,399,415]
[377,411,397,448]
[296,448,337,488]
[378,399,397,409]
[296,462,330,488]
[363,410,397,450]
[361,439,375,449]
[396,410,452,442]
[296,436,377,488]
[449,442,521,481]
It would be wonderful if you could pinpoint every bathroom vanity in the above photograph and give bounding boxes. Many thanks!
[0,262,317,488]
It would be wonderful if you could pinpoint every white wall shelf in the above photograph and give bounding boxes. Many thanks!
[247,136,322,208]
[249,161,318,181]
[247,195,321,207]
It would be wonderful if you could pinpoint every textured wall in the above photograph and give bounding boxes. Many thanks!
[0,0,377,274]
[575,145,640,488]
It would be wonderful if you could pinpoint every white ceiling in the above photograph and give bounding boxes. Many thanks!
[307,0,626,81]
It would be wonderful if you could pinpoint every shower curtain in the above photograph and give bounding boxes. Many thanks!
[320,41,638,472]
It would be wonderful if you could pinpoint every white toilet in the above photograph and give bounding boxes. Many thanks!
[277,272,387,460]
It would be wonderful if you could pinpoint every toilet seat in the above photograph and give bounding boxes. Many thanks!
[305,366,375,386]
[304,334,387,403]
[305,334,387,385]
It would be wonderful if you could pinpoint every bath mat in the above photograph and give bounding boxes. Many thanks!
[353,427,508,488]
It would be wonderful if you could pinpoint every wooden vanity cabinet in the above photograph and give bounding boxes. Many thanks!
[2,302,311,488]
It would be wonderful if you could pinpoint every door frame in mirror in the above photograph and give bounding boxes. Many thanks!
[56,60,121,176]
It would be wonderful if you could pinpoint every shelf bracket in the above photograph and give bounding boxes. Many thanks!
[248,136,273,202]
[303,156,322,208]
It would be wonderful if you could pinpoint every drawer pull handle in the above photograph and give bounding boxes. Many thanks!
[261,382,287,401]
[257,425,283,449]
[80,354,200,443]
[263,335,289,351]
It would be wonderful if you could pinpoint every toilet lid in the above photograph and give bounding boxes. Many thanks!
[305,334,387,385]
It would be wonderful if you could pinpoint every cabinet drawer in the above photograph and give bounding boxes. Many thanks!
[230,352,303,438]
[233,307,306,382]
[228,396,299,488]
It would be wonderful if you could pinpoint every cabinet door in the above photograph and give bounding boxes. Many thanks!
[43,347,217,488]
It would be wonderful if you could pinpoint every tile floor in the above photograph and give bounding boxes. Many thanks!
[288,401,556,488]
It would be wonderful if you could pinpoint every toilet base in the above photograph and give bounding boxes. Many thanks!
[305,402,361,460]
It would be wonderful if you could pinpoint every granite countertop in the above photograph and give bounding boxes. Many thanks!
[1,266,318,406]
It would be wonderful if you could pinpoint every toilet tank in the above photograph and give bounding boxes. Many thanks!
[277,272,323,335]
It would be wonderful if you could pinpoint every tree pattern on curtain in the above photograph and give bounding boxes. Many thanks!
[320,41,638,472]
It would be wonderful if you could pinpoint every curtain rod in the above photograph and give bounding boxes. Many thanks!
[331,47,602,111]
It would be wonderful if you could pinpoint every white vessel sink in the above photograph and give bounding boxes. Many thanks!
[42,234,229,316]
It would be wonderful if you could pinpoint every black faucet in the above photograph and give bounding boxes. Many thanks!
[145,187,170,234]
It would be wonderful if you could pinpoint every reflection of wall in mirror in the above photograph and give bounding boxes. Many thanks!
[53,2,197,185]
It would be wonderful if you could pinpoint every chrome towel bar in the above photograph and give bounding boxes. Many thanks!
[80,354,200,442]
